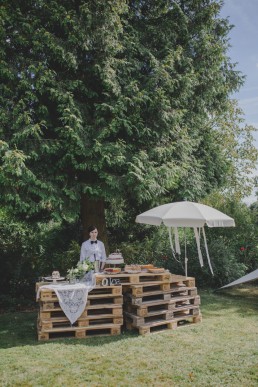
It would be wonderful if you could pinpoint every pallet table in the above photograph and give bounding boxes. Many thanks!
[36,282,123,341]
[36,271,202,339]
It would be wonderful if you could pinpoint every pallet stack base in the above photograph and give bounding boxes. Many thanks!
[36,272,202,339]
[37,284,123,341]
[121,273,202,335]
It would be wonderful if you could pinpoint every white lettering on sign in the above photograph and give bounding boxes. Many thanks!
[101,277,121,286]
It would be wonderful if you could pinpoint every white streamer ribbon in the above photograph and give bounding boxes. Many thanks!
[202,227,214,275]
[194,227,204,267]
[174,227,181,255]
[168,227,176,257]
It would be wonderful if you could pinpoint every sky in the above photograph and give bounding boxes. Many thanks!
[220,0,258,203]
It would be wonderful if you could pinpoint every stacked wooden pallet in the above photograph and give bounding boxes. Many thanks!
[96,271,171,286]
[37,283,123,341]
[121,273,202,335]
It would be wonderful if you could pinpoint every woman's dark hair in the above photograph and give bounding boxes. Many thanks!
[88,225,97,233]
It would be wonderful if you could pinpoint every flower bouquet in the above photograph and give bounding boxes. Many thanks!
[67,260,94,283]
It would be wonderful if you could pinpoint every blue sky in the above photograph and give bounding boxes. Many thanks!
[220,0,258,203]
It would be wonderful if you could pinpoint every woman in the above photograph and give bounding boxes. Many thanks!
[80,225,107,272]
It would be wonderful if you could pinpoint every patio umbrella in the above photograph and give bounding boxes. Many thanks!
[136,201,235,276]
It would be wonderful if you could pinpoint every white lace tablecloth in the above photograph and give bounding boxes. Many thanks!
[37,274,96,325]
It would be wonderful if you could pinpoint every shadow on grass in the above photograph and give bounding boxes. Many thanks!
[0,310,139,349]
[200,287,258,318]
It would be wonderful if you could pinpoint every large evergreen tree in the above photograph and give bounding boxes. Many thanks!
[0,0,256,244]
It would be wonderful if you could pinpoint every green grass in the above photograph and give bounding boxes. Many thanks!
[0,288,258,387]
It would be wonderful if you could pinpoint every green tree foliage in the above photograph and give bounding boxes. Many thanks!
[0,207,80,307]
[0,0,257,232]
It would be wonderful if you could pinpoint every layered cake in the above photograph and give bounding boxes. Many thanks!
[52,271,61,279]
[106,252,124,265]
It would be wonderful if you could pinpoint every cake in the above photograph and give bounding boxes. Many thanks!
[52,271,60,279]
[106,252,124,265]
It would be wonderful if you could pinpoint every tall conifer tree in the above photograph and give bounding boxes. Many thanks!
[0,0,256,243]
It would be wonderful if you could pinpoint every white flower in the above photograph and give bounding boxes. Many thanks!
[67,259,94,281]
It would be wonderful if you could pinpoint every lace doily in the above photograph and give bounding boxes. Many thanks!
[37,272,96,324]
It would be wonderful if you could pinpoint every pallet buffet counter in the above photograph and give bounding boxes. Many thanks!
[36,270,202,340]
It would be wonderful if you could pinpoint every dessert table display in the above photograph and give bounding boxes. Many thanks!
[36,265,202,340]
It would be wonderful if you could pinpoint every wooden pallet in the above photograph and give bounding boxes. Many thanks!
[40,304,123,319]
[170,286,198,297]
[87,295,123,306]
[38,324,121,341]
[170,275,195,288]
[38,314,123,330]
[125,314,202,335]
[126,300,176,317]
[123,285,198,299]
[125,305,200,326]
[125,295,200,316]
[124,310,174,327]
[96,272,171,286]
[37,284,122,302]
[124,292,172,306]
[124,290,200,306]
[123,282,171,297]
[171,294,200,306]
[38,297,123,316]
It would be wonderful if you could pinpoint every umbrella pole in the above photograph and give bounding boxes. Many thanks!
[184,229,188,277]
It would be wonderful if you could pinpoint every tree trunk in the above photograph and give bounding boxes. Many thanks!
[80,194,109,254]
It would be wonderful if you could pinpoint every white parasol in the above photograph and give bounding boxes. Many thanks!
[136,201,235,276]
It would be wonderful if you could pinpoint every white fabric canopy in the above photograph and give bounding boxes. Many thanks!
[220,269,258,289]
[136,201,235,276]
[136,201,235,228]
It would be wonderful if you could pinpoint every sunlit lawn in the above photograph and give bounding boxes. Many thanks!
[0,288,257,386]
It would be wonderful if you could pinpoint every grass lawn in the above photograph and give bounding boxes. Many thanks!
[0,287,257,387]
